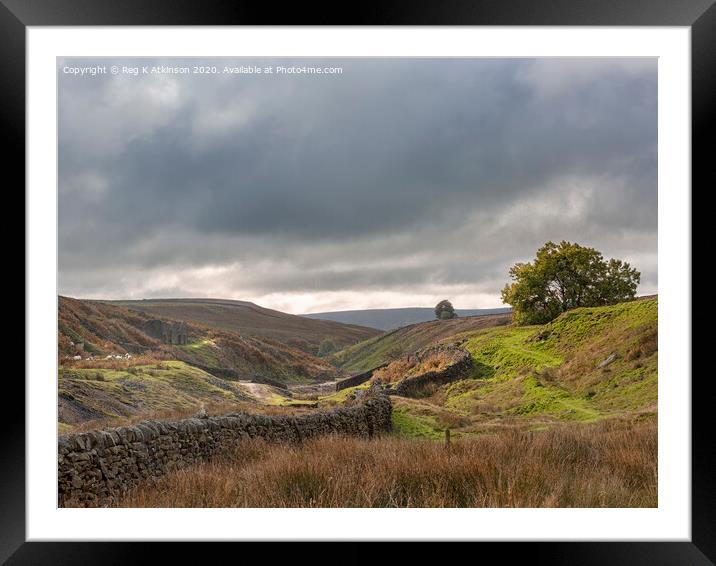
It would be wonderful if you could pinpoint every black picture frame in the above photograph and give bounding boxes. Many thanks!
[7,0,711,563]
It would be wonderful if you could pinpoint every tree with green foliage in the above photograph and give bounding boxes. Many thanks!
[501,241,640,325]
[435,299,457,320]
[318,338,337,356]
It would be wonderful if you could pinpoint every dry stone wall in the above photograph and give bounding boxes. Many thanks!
[335,363,389,391]
[58,392,392,507]
[391,347,473,398]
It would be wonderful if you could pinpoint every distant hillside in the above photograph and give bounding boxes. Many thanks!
[59,296,339,383]
[302,307,511,331]
[331,313,513,373]
[107,298,380,354]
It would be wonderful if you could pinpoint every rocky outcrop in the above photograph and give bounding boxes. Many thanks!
[58,391,392,507]
[142,319,188,345]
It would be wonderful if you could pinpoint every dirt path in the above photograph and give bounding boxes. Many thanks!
[238,381,289,404]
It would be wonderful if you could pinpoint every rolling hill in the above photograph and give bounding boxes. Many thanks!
[363,297,658,439]
[303,307,511,331]
[106,298,380,354]
[59,296,339,383]
[331,312,513,373]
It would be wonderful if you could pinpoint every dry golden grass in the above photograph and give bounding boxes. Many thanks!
[371,359,412,384]
[625,329,658,361]
[371,351,454,385]
[114,418,656,508]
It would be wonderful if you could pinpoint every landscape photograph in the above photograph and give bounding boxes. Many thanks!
[57,57,657,508]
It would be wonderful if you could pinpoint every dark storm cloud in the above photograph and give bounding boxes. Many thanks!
[58,57,657,308]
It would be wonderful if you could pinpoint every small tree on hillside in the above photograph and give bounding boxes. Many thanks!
[318,338,337,356]
[435,299,457,320]
[501,240,640,325]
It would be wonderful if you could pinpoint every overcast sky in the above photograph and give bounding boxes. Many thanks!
[58,57,657,314]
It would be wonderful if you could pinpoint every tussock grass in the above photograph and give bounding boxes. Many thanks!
[114,419,656,508]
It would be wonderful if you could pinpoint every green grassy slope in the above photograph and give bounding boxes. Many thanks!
[389,298,657,438]
[331,313,512,373]
[58,361,255,433]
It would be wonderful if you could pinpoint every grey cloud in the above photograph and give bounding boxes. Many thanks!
[58,58,657,308]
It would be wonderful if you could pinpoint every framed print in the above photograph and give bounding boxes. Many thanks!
[7,0,712,563]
